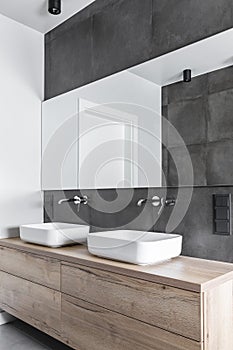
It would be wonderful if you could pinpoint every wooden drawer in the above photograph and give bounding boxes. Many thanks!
[61,263,202,341]
[0,271,61,339]
[61,294,202,350]
[0,246,60,290]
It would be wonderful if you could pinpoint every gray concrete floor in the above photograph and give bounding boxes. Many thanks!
[0,320,72,350]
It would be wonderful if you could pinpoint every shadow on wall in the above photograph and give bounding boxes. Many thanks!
[0,227,19,239]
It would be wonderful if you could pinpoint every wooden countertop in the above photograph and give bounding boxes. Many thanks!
[0,238,233,293]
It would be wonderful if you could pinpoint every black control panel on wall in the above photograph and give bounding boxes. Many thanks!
[213,194,232,235]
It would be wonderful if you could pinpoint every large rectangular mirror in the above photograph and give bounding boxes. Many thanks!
[42,29,233,190]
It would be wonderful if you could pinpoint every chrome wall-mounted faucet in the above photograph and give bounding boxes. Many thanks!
[58,195,88,212]
[137,196,176,210]
[137,195,162,207]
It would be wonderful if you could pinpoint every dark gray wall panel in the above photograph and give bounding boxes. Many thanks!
[152,0,233,56]
[165,75,208,104]
[45,18,93,98]
[45,0,154,99]
[208,65,233,94]
[208,89,233,142]
[165,186,233,263]
[207,140,233,185]
[45,0,233,99]
[167,144,207,187]
[44,188,166,233]
[167,98,207,147]
[46,0,116,44]
[92,0,152,81]
[163,64,233,186]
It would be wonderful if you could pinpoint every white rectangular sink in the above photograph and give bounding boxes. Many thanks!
[88,230,182,265]
[20,222,90,248]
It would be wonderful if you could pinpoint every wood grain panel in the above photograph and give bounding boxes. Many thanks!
[1,239,233,292]
[203,280,233,350]
[61,294,203,350]
[0,246,60,290]
[62,263,202,341]
[0,271,61,339]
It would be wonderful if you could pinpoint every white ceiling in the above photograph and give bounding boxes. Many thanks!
[0,0,95,33]
[130,28,233,86]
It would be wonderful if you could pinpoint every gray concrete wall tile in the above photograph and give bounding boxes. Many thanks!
[45,0,233,99]
[207,140,233,185]
[92,0,153,81]
[208,65,233,94]
[166,75,208,104]
[152,0,233,56]
[208,89,233,142]
[167,144,207,186]
[45,17,93,99]
[167,98,206,147]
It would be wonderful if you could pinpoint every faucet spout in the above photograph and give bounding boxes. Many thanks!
[58,195,88,210]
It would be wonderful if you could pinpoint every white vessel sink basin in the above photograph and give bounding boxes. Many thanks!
[88,230,182,265]
[20,222,90,248]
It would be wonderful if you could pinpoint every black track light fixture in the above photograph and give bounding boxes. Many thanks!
[183,69,192,83]
[48,0,61,15]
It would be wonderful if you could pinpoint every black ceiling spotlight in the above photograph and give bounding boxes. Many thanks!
[48,0,61,15]
[183,69,192,83]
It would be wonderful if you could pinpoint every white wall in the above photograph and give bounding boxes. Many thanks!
[0,14,43,238]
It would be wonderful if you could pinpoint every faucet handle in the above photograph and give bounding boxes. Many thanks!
[165,198,176,207]
[74,195,88,204]
[73,196,81,206]
[74,195,88,212]
[156,197,176,214]
[151,196,162,207]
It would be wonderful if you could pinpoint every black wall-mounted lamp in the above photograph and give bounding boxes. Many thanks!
[183,69,192,83]
[48,0,61,15]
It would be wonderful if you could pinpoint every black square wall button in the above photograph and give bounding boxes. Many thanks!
[214,194,230,207]
[215,207,229,220]
[215,221,230,235]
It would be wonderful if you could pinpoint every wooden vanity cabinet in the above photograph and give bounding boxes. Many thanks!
[0,245,60,290]
[0,239,232,350]
[61,263,202,341]
[0,271,61,340]
[61,294,202,350]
